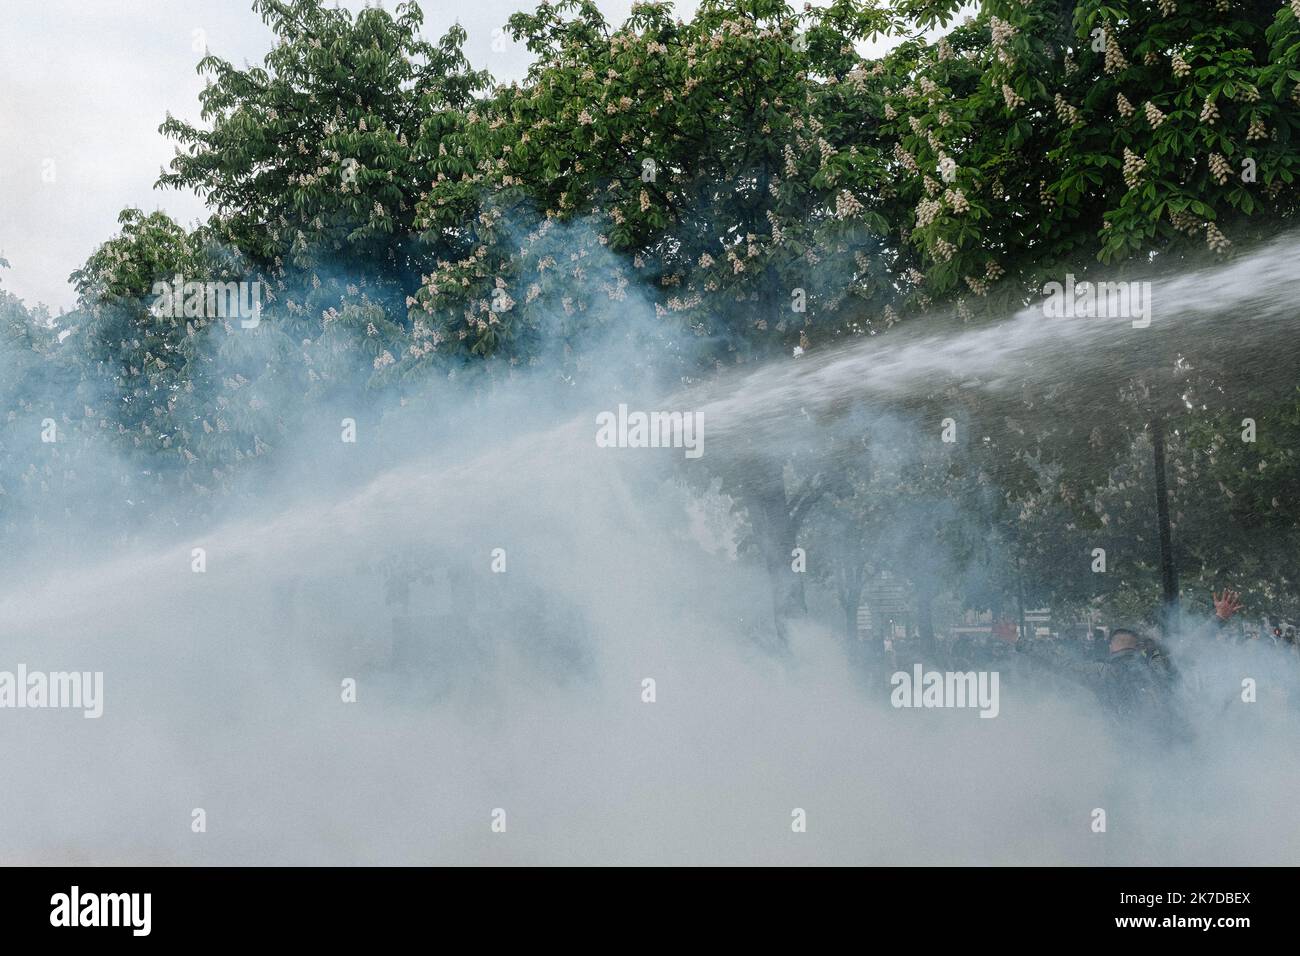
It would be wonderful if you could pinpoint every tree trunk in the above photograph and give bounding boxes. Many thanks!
[1151,416,1180,634]
[1017,555,1029,643]
[738,457,809,646]
[916,586,936,657]
[842,594,860,644]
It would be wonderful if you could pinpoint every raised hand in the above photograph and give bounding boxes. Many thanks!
[1213,589,1244,621]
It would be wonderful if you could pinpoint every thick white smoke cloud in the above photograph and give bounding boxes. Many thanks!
[2,229,1299,865]
[2,374,1298,864]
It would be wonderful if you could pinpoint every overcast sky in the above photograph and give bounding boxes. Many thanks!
[0,0,917,314]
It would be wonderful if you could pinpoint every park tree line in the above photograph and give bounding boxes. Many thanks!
[2,0,1299,638]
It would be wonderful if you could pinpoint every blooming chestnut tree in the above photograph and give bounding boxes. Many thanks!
[402,0,904,378]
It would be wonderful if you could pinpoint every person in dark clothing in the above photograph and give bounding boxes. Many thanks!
[1018,625,1189,746]
[1092,629,1182,732]
[1025,590,1246,745]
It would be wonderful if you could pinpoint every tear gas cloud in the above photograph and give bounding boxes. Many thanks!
[1,226,1299,866]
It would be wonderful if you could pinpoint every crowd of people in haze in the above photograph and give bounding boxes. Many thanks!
[875,590,1300,746]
